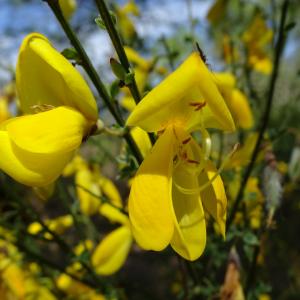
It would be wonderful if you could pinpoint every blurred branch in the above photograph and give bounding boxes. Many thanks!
[161,36,175,70]
[43,0,143,163]
[227,0,290,229]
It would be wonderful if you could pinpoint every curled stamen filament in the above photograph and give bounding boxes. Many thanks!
[173,143,239,195]
[201,128,212,161]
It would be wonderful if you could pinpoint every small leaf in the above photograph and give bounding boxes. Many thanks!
[243,231,259,246]
[124,71,135,85]
[95,16,106,30]
[61,48,79,60]
[110,58,126,80]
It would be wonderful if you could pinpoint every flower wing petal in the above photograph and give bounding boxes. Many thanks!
[171,163,206,261]
[6,106,87,154]
[198,161,227,238]
[0,130,74,187]
[128,127,175,250]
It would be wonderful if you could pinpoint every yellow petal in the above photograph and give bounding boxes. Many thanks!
[98,176,122,208]
[76,167,101,215]
[130,127,152,158]
[198,161,227,238]
[59,0,77,19]
[229,90,253,129]
[127,52,235,132]
[0,130,74,187]
[213,72,236,99]
[92,226,132,275]
[47,215,73,234]
[121,96,136,111]
[99,204,129,226]
[0,96,11,123]
[171,148,206,261]
[16,33,98,121]
[128,127,175,250]
[27,222,43,235]
[2,263,26,298]
[124,46,151,71]
[6,106,88,154]
[122,0,140,16]
[62,155,87,176]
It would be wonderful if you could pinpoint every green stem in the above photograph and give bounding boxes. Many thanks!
[94,0,156,145]
[44,0,143,164]
[227,0,290,229]
[94,0,141,105]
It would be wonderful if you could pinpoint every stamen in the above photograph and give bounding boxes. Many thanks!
[157,129,165,136]
[201,128,212,161]
[173,143,239,195]
[182,137,191,145]
[187,159,200,165]
[31,104,55,113]
[189,101,206,111]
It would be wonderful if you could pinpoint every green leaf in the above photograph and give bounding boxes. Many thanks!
[124,71,135,85]
[110,58,126,80]
[61,48,79,60]
[243,231,259,246]
[95,16,106,30]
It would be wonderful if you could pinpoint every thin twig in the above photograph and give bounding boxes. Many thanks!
[94,0,156,145]
[94,0,141,105]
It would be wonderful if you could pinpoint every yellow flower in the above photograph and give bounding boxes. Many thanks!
[59,0,77,19]
[126,53,235,260]
[64,155,122,215]
[243,15,273,74]
[0,33,98,187]
[27,215,73,239]
[57,274,105,299]
[115,0,139,41]
[213,72,254,129]
[92,205,133,275]
[0,96,11,123]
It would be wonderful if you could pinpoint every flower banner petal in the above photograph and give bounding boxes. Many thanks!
[16,33,98,121]
[127,52,235,132]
